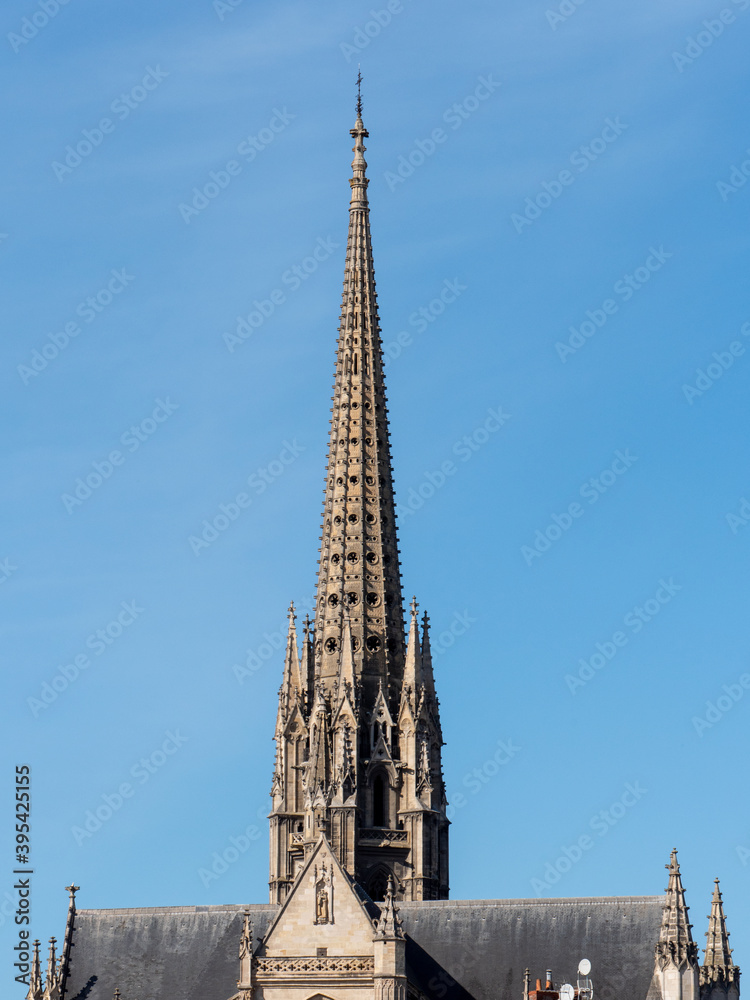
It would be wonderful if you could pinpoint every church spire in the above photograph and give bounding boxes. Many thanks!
[312,86,405,704]
[269,86,449,905]
[701,879,740,1000]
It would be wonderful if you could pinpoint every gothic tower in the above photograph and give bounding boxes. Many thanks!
[268,90,449,905]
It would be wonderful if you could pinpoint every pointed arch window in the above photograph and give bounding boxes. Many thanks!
[367,867,390,902]
[373,773,387,827]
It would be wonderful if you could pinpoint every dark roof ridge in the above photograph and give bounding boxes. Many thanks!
[73,895,661,918]
[75,903,278,916]
[399,895,663,907]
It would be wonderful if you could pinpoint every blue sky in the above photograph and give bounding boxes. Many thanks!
[2,0,749,987]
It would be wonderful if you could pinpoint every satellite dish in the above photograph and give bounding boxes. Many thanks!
[561,985,575,1000]
[578,960,592,977]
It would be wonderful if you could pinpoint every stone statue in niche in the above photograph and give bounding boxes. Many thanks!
[314,861,334,925]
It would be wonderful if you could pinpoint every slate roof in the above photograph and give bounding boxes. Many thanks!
[65,904,276,1000]
[399,897,663,1000]
[64,896,662,1000]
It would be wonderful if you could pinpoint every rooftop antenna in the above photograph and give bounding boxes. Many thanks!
[356,67,363,118]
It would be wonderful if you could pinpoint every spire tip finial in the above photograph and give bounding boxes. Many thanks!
[356,67,363,118]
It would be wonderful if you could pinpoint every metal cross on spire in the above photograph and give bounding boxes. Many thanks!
[356,67,363,118]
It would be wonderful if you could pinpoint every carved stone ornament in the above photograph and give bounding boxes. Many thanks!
[314,861,334,924]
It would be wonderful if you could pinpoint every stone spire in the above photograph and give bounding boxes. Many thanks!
[402,599,421,705]
[301,614,315,706]
[269,83,449,905]
[312,89,406,705]
[375,875,405,939]
[43,938,60,1000]
[238,909,254,990]
[656,849,699,969]
[701,880,740,1000]
[649,849,700,1000]
[277,604,303,725]
[421,610,436,703]
[26,940,42,1000]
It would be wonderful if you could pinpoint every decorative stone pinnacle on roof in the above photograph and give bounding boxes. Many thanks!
[239,910,253,959]
[655,848,699,971]
[375,875,405,939]
[27,939,43,1000]
[701,878,739,986]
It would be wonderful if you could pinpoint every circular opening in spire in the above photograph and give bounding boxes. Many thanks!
[331,554,341,565]
[347,552,359,563]
[366,552,378,564]
[367,593,380,606]
[367,636,381,652]
[325,637,338,654]
[347,592,360,605]
[328,594,339,607]
[348,513,359,524]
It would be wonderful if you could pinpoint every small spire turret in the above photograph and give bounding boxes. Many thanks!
[375,875,405,939]
[26,940,42,1000]
[656,849,699,970]
[238,909,254,989]
[403,600,422,703]
[650,849,700,1000]
[701,879,740,1000]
